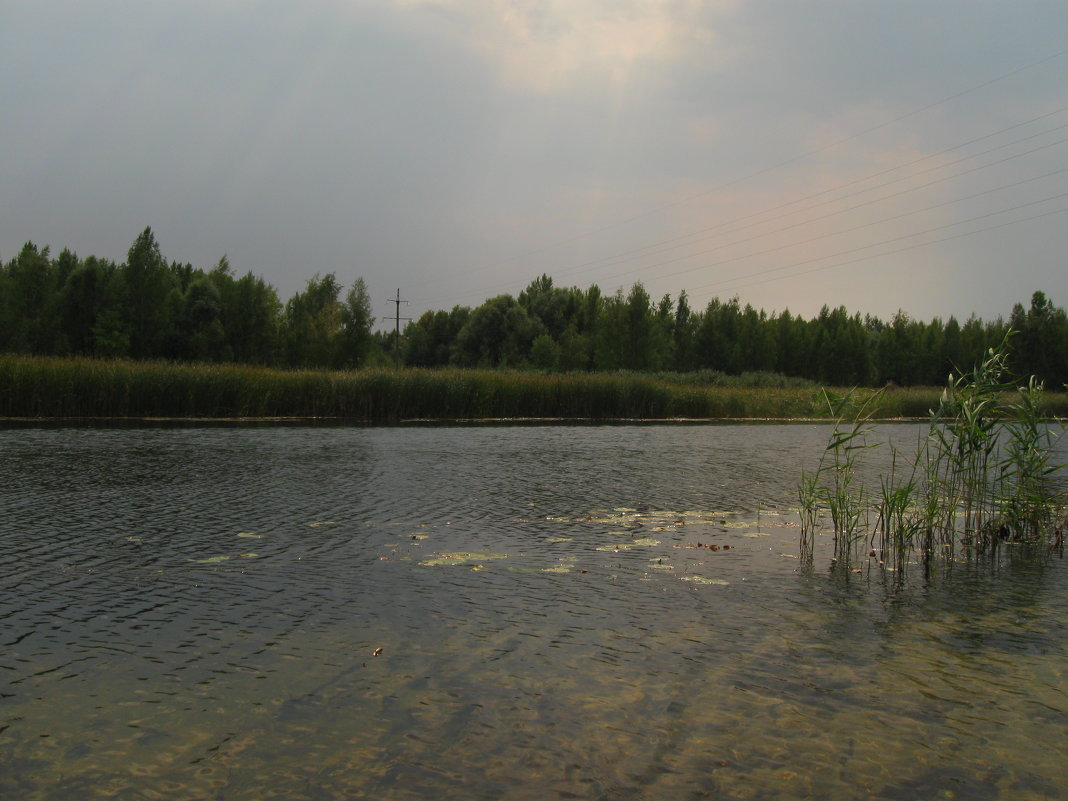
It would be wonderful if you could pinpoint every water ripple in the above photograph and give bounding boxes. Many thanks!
[2,423,1066,800]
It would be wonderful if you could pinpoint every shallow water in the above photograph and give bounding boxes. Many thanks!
[1,423,1066,800]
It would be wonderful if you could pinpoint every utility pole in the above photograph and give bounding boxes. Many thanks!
[383,289,410,369]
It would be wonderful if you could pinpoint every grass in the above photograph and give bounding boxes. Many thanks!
[799,333,1068,575]
[2,353,1067,422]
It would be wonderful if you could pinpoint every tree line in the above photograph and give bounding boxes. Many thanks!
[2,228,1066,387]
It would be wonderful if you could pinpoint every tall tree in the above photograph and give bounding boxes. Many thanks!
[338,277,374,368]
[284,273,342,367]
[122,227,177,359]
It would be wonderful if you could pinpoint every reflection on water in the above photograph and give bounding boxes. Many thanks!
[1,424,1066,800]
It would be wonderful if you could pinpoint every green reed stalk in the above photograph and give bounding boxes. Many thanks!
[798,330,1067,573]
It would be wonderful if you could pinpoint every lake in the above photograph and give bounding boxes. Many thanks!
[2,423,1066,800]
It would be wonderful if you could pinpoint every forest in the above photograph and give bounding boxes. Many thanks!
[2,227,1066,389]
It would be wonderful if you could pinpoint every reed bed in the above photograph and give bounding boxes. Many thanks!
[0,355,824,421]
[2,354,1066,423]
[799,336,1068,575]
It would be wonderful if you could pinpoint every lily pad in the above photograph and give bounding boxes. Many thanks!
[307,521,339,528]
[680,576,729,585]
[193,555,230,564]
[419,552,508,567]
[548,537,572,543]
[631,537,661,547]
[237,532,261,539]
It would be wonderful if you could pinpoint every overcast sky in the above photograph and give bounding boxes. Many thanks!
[3,1,1067,326]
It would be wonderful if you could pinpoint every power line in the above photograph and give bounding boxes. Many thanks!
[508,48,1068,262]
[553,114,1068,278]
[440,109,1068,307]
[708,204,1068,297]
[582,140,1068,288]
[690,197,1068,296]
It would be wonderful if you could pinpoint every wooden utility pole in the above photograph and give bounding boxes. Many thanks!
[384,289,410,368]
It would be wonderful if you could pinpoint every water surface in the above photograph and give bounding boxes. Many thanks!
[1,424,1066,800]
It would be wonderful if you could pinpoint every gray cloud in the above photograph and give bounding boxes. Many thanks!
[2,1,1066,326]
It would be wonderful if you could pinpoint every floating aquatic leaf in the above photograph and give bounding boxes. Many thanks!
[649,559,673,570]
[193,556,230,564]
[613,507,637,512]
[307,521,339,528]
[410,534,429,540]
[540,565,572,573]
[548,537,572,543]
[743,532,769,538]
[596,543,633,551]
[680,576,729,585]
[125,536,142,543]
[239,552,259,558]
[237,532,261,539]
[632,537,661,547]
[419,552,508,567]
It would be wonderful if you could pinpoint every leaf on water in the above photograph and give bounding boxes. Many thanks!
[237,532,262,539]
[680,576,729,585]
[743,532,769,538]
[307,521,339,528]
[596,543,634,551]
[631,537,661,546]
[418,552,508,567]
[239,552,259,558]
[613,507,637,512]
[649,559,673,570]
[125,536,142,542]
[548,537,572,543]
[540,565,572,573]
[410,534,429,540]
[193,556,230,564]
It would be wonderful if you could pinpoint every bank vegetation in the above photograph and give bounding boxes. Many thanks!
[4,354,1068,422]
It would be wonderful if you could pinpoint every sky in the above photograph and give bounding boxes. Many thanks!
[2,1,1067,328]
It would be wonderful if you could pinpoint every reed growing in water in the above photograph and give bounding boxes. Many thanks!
[800,333,1067,574]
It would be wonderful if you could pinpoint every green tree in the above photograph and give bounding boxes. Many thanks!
[284,273,343,367]
[122,227,177,359]
[454,294,541,367]
[0,243,64,354]
[529,333,560,371]
[404,307,469,367]
[226,271,282,364]
[338,277,374,368]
